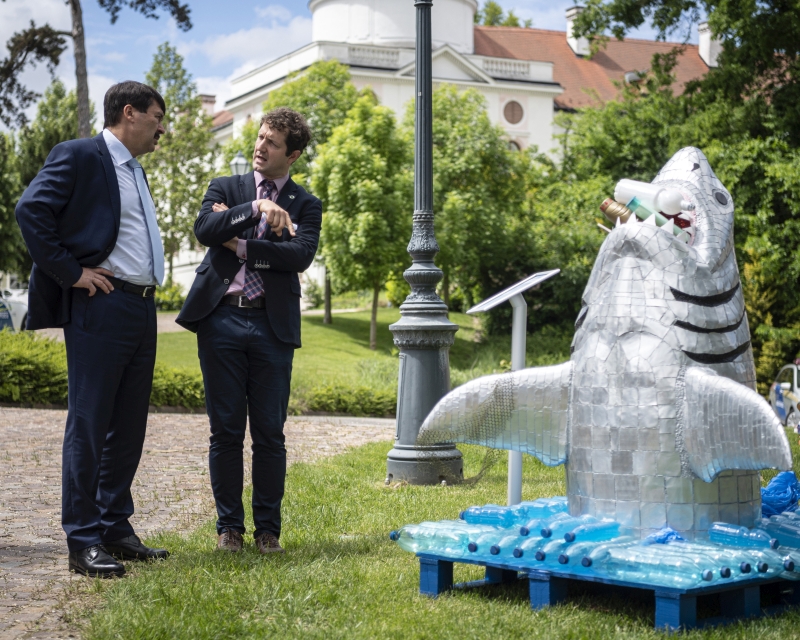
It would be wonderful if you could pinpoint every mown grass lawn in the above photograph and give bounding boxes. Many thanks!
[81,442,800,639]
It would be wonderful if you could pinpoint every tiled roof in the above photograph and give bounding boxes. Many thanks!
[212,110,233,129]
[474,26,709,110]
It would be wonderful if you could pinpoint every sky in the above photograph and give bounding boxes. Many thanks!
[1,0,700,130]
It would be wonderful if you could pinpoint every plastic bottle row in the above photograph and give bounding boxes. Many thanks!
[459,497,568,528]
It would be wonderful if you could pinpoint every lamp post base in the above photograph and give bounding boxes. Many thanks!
[385,444,463,485]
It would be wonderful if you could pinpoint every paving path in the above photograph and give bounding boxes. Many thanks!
[0,408,394,639]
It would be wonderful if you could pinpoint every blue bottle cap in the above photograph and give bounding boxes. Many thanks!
[513,548,523,558]
[459,511,466,520]
[389,530,399,541]
[757,561,769,573]
[490,545,500,555]
[785,559,795,572]
[564,532,576,543]
[468,542,478,553]
[720,567,731,578]
[770,538,780,549]
[701,569,713,581]
[581,557,592,567]
[519,526,530,536]
[541,528,552,538]
[535,550,546,561]
[740,562,751,573]
[558,554,569,565]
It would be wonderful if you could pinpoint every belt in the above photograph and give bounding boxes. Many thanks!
[107,276,157,298]
[222,295,266,309]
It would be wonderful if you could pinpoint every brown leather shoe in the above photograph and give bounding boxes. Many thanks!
[255,533,285,554]
[217,528,243,552]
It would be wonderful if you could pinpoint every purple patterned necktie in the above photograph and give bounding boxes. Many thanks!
[242,179,275,301]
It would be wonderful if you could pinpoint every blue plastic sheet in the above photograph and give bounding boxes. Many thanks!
[762,472,800,517]
[641,528,686,545]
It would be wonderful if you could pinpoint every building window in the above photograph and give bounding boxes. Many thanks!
[504,100,524,125]
[507,140,521,151]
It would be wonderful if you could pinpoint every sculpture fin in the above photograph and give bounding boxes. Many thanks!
[417,362,572,467]
[679,366,792,482]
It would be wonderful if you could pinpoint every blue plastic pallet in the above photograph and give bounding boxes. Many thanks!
[417,552,800,632]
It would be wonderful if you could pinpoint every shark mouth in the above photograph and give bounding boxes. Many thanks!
[600,185,697,245]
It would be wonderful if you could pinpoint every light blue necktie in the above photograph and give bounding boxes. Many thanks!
[127,158,165,285]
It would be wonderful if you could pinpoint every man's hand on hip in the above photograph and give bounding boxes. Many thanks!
[73,267,114,296]
[257,199,295,237]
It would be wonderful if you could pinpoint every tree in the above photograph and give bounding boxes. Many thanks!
[0,0,192,137]
[401,85,531,310]
[313,93,411,350]
[224,60,361,324]
[16,79,91,187]
[474,1,532,28]
[141,42,217,280]
[0,133,24,274]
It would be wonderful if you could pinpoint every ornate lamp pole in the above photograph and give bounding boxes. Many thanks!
[386,0,462,485]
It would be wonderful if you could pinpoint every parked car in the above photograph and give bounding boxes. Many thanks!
[769,362,800,429]
[0,289,28,332]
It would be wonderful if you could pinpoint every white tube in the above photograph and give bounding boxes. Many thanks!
[614,178,687,215]
[508,293,527,506]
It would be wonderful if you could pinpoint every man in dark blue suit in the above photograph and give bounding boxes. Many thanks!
[177,108,321,553]
[16,81,170,577]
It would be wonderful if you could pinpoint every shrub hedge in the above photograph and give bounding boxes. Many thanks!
[0,331,397,416]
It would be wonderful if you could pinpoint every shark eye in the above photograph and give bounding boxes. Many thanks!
[713,191,729,206]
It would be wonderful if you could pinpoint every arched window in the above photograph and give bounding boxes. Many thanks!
[503,100,524,125]
[507,140,521,151]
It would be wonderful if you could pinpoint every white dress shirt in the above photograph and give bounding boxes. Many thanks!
[98,129,158,286]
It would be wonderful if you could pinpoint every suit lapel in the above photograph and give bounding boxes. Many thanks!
[94,133,121,234]
[239,172,257,239]
[276,178,298,215]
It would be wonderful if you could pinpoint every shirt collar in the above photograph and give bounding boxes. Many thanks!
[254,170,290,194]
[102,129,134,167]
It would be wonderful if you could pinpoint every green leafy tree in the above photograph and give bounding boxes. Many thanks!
[401,85,530,310]
[474,1,531,27]
[224,60,361,323]
[0,0,192,136]
[16,79,92,187]
[313,93,411,350]
[141,42,217,280]
[0,133,24,274]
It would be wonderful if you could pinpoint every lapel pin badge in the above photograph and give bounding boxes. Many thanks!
[289,195,295,200]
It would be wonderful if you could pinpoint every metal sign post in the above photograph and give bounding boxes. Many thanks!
[467,269,560,505]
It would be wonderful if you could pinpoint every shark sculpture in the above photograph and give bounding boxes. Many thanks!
[418,147,792,539]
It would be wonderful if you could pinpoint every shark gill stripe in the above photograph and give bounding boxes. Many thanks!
[670,283,740,307]
[674,314,745,334]
[682,341,751,364]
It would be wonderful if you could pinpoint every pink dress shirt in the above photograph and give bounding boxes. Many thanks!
[225,171,290,297]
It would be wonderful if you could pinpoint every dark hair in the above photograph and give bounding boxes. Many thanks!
[260,108,312,156]
[103,81,166,128]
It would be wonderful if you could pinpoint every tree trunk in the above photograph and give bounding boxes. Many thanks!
[323,272,333,325]
[369,283,379,351]
[442,269,450,309]
[168,255,174,281]
[68,0,91,138]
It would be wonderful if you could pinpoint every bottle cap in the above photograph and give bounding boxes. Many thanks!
[490,545,500,555]
[564,532,576,543]
[459,511,465,520]
[389,530,399,541]
[535,550,546,561]
[541,528,552,538]
[467,542,478,553]
[702,569,713,581]
[720,567,731,578]
[558,554,569,565]
[757,561,769,573]
[740,562,752,573]
[784,559,795,572]
[770,538,780,549]
[581,557,592,567]
[519,526,530,536]
[513,548,523,558]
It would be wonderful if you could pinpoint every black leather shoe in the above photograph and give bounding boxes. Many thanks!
[104,534,170,561]
[68,545,125,578]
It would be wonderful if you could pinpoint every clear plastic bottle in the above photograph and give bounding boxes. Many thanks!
[563,520,620,543]
[709,522,778,549]
[758,515,800,548]
[519,512,571,537]
[393,521,497,556]
[541,514,596,539]
[460,497,568,528]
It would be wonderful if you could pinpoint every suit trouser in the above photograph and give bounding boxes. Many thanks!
[197,305,293,539]
[62,288,157,552]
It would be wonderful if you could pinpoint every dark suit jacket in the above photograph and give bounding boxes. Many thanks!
[15,134,122,330]
[176,173,322,348]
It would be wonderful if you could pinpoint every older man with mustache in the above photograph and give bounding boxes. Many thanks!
[16,81,170,577]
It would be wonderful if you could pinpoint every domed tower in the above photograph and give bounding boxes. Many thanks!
[309,0,478,54]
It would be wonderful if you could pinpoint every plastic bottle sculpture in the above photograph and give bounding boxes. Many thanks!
[416,147,792,539]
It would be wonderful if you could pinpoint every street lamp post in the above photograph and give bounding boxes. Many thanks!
[386,0,462,485]
[229,150,250,176]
